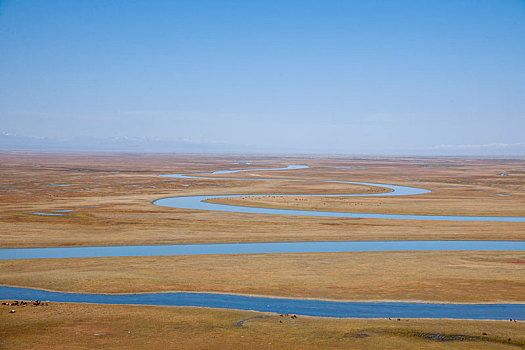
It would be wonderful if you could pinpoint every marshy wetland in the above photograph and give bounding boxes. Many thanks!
[1,152,525,348]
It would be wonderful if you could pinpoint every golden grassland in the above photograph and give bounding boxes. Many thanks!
[1,152,524,248]
[1,302,525,350]
[212,192,525,217]
[1,152,525,348]
[1,251,525,303]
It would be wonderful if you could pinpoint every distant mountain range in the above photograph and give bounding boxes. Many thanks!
[422,142,525,156]
[1,132,524,156]
[0,133,255,153]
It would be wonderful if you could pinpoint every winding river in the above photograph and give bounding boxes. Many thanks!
[2,164,525,319]
[155,165,525,222]
[1,286,524,320]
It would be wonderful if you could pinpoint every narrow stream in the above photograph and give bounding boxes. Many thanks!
[155,165,525,222]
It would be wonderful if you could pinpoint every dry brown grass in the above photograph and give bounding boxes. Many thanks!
[1,302,525,349]
[213,192,525,216]
[2,152,525,348]
[1,251,524,303]
[1,152,524,248]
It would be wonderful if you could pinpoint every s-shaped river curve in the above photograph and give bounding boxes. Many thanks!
[155,165,525,222]
[2,165,525,319]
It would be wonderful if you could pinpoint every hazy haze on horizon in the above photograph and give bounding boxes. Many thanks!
[1,0,524,155]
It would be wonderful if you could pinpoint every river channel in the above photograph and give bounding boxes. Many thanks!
[2,164,524,319]
[155,165,525,222]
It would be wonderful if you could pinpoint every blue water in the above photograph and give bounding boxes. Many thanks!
[29,212,67,216]
[0,286,523,320]
[154,195,525,222]
[29,209,73,216]
[1,240,524,260]
[160,164,309,179]
[5,164,524,319]
[155,165,525,222]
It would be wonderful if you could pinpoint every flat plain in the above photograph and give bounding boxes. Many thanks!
[1,151,525,349]
[2,302,525,349]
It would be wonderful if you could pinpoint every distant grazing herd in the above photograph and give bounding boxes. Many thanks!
[3,300,49,313]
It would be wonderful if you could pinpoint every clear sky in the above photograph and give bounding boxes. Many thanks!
[1,0,524,154]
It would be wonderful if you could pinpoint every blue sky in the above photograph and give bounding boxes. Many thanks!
[1,0,524,154]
